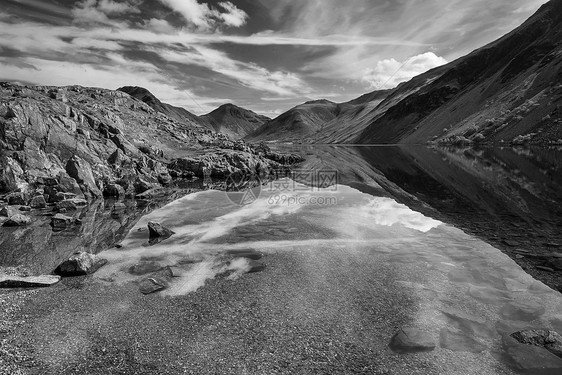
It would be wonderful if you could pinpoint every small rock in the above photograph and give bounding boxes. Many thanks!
[147,222,175,244]
[6,192,26,206]
[55,251,107,276]
[51,213,74,229]
[3,214,31,226]
[389,327,436,354]
[57,198,88,211]
[0,274,61,288]
[19,205,31,212]
[29,195,47,209]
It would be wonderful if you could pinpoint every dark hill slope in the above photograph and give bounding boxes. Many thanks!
[201,104,270,140]
[246,100,341,143]
[118,86,210,130]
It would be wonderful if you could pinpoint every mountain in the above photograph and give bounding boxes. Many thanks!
[201,103,270,140]
[246,99,341,143]
[0,83,301,200]
[118,86,210,129]
[315,0,562,145]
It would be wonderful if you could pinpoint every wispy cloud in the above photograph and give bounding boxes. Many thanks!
[0,0,548,114]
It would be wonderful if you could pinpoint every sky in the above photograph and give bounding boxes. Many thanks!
[0,0,548,117]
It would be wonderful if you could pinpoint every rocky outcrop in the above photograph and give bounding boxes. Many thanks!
[0,83,303,201]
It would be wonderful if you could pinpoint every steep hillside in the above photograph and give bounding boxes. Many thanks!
[202,104,270,140]
[118,86,210,130]
[350,0,562,145]
[311,89,395,144]
[246,100,341,143]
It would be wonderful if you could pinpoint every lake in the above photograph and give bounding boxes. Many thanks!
[2,145,562,374]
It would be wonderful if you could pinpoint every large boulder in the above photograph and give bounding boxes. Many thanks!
[65,155,102,197]
[54,251,107,276]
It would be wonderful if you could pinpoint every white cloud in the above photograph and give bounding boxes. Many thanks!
[363,52,448,89]
[216,2,248,27]
[157,0,248,29]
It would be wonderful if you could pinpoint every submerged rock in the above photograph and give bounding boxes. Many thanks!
[3,214,31,226]
[226,249,263,260]
[388,328,436,354]
[54,251,108,276]
[439,327,487,353]
[511,329,562,359]
[138,268,173,294]
[247,260,266,273]
[502,334,562,373]
[0,274,61,288]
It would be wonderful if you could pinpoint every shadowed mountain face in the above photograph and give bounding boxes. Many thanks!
[246,100,342,143]
[352,0,562,146]
[294,144,562,291]
[202,104,270,140]
[118,86,210,130]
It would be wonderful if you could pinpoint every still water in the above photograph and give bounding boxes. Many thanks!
[5,146,562,374]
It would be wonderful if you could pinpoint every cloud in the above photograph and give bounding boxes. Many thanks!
[71,0,138,27]
[363,52,448,89]
[0,55,223,113]
[216,1,248,27]
[157,0,248,29]
[158,46,310,96]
